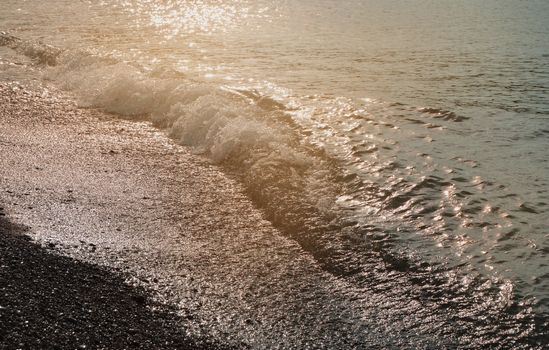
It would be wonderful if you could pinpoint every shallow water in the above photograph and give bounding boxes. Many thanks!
[1,0,548,347]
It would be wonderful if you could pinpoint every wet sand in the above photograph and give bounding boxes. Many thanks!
[0,82,360,349]
[0,82,246,349]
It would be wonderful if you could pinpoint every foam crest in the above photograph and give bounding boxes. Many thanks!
[0,32,62,66]
[39,43,331,224]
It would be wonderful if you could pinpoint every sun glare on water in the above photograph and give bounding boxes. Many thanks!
[116,0,259,38]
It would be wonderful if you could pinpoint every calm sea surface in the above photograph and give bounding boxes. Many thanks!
[1,0,548,347]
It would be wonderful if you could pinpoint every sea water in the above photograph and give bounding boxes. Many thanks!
[1,0,547,347]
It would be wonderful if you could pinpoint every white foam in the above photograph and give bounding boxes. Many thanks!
[42,47,320,192]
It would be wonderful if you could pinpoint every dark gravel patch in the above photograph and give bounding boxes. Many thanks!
[0,216,223,350]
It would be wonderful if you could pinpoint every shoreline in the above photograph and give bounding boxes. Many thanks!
[1,79,546,349]
[0,82,245,349]
[0,80,363,349]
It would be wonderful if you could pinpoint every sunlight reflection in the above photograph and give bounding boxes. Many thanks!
[117,0,256,39]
